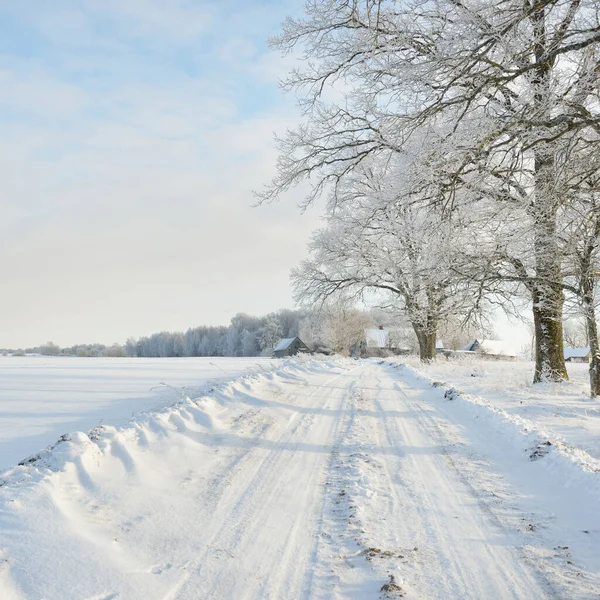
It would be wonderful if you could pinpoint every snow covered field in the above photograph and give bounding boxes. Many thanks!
[1,357,599,599]
[0,357,276,470]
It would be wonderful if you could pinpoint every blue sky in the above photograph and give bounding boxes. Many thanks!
[0,0,323,347]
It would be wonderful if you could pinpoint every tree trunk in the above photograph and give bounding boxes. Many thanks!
[413,323,436,362]
[585,308,600,398]
[531,292,568,382]
[530,202,568,382]
[530,144,567,382]
[581,274,600,397]
[530,205,568,382]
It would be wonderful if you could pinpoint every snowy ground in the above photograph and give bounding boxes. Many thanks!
[1,357,599,599]
[402,356,600,462]
[0,357,276,470]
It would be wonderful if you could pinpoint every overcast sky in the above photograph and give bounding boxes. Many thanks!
[0,0,325,348]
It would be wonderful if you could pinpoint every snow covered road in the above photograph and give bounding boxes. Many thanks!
[1,359,598,599]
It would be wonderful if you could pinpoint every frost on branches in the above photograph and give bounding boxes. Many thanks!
[291,149,486,362]
[260,0,600,389]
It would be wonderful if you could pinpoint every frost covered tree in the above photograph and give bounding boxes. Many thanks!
[263,0,600,382]
[258,315,283,352]
[104,343,126,358]
[40,341,61,356]
[562,319,588,348]
[437,317,492,352]
[125,337,138,357]
[292,151,485,361]
[225,327,241,357]
[241,329,260,356]
[316,301,373,355]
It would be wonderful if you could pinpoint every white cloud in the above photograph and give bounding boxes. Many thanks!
[0,67,87,116]
[0,1,319,348]
[83,0,214,40]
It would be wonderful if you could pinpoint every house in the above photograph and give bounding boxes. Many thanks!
[564,347,590,363]
[436,339,455,357]
[361,326,415,357]
[365,326,389,349]
[272,337,310,358]
[462,339,517,360]
[360,326,391,357]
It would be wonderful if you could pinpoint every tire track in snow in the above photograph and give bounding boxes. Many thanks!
[305,367,409,599]
[372,363,558,599]
[163,368,355,600]
[304,375,366,599]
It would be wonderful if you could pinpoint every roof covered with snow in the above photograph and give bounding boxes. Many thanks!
[273,338,297,351]
[463,339,517,356]
[564,347,590,359]
[365,328,389,348]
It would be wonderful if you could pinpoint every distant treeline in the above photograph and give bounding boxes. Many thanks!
[5,341,127,358]
[125,310,307,357]
[2,307,498,359]
[3,309,311,358]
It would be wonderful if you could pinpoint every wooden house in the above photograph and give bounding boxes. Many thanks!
[272,337,310,358]
[564,347,590,363]
[462,339,517,360]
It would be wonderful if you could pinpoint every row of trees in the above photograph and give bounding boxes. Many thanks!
[2,308,397,358]
[126,307,435,357]
[262,0,600,394]
[126,310,306,357]
[2,342,127,357]
[3,307,492,359]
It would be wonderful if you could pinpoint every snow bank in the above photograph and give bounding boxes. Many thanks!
[0,356,279,471]
[0,356,346,488]
[391,360,600,481]
[403,356,600,456]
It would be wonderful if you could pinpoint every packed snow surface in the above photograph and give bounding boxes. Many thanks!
[0,356,276,470]
[1,357,599,599]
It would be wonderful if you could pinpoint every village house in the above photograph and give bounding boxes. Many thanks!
[362,325,425,356]
[564,347,591,363]
[365,325,389,349]
[462,339,517,360]
[272,337,310,358]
